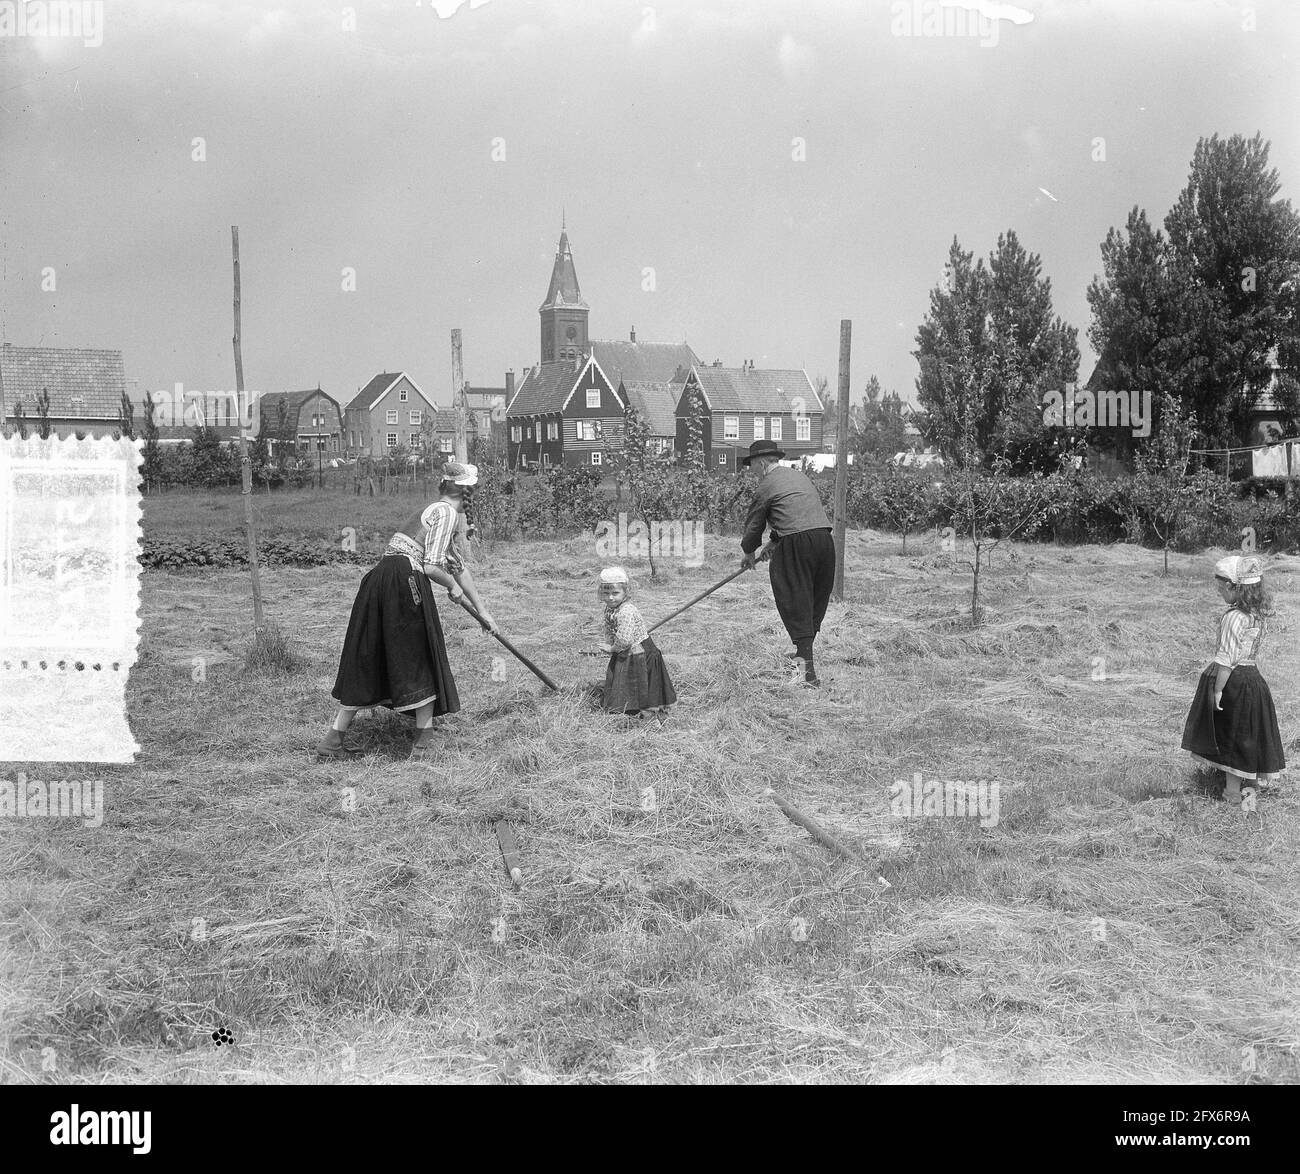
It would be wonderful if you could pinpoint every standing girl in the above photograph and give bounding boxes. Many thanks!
[1181,554,1285,804]
[316,461,497,760]
[596,566,676,722]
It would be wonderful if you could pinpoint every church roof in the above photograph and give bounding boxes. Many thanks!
[539,228,588,312]
[589,339,698,386]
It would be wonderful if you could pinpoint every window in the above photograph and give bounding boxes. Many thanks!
[577,420,603,441]
[586,387,601,409]
[399,387,408,402]
[349,431,356,447]
[547,421,558,441]
[754,417,765,440]
[724,416,739,440]
[386,433,398,448]
[410,433,421,447]
[591,451,602,466]
[440,437,454,454]
[511,426,521,443]
[386,410,398,425]
[796,416,810,441]
[542,452,551,469]
[410,410,422,426]
[718,453,728,466]
[770,417,782,441]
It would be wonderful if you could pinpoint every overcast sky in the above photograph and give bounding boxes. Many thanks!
[1,0,1296,410]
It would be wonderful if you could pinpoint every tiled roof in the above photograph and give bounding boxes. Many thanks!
[590,340,698,386]
[263,388,343,431]
[345,372,406,412]
[687,366,820,414]
[506,361,582,416]
[621,380,679,437]
[0,345,125,420]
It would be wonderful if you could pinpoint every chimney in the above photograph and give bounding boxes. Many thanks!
[505,369,515,399]
[630,326,636,342]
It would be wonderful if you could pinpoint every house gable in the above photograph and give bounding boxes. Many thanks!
[559,357,621,416]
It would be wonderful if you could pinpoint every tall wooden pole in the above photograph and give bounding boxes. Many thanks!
[452,328,467,463]
[232,226,265,630]
[832,319,851,601]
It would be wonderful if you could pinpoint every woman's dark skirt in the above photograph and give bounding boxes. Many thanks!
[331,555,460,715]
[1181,664,1285,782]
[603,637,676,714]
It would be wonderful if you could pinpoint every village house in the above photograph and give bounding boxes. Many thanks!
[344,371,437,455]
[0,344,127,438]
[591,332,699,456]
[675,361,825,472]
[259,387,346,457]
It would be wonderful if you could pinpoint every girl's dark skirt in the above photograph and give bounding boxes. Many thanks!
[603,637,676,714]
[1181,664,1285,782]
[331,555,460,715]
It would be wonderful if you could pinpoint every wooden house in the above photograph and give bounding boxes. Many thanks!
[675,362,825,472]
[505,355,621,469]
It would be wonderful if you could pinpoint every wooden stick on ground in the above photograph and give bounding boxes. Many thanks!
[495,820,523,887]
[765,788,859,863]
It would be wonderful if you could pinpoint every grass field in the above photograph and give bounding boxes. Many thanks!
[2,490,1298,1084]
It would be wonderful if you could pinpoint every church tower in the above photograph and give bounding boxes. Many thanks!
[539,219,589,363]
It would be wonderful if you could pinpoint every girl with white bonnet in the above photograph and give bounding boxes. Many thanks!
[596,566,676,722]
[1180,553,1285,804]
[317,461,497,759]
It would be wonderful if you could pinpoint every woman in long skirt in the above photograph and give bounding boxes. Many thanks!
[1181,554,1285,804]
[316,461,497,759]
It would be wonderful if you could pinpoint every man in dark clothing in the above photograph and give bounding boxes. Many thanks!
[738,439,836,687]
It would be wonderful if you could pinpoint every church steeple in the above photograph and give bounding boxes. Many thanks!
[540,221,588,363]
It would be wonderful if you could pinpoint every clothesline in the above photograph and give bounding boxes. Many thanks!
[1187,436,1300,456]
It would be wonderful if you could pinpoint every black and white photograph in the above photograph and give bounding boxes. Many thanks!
[1,0,1297,1135]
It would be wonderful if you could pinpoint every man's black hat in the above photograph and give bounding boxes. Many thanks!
[741,438,787,466]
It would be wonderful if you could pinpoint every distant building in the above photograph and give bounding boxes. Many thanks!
[0,343,126,437]
[261,387,345,456]
[675,362,825,473]
[506,225,701,468]
[344,372,436,455]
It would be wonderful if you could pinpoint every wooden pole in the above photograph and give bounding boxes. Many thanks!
[452,328,467,463]
[646,540,773,634]
[494,820,523,887]
[231,226,264,631]
[450,595,559,691]
[832,320,851,601]
[765,788,859,863]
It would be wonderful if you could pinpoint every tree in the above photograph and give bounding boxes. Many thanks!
[1088,134,1300,451]
[813,374,835,452]
[1129,392,1200,576]
[851,375,908,461]
[916,233,1079,469]
[36,387,53,440]
[117,390,136,439]
[12,400,28,440]
[875,464,930,553]
[141,397,161,493]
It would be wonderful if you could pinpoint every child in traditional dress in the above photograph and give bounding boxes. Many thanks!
[597,566,676,722]
[316,462,497,760]
[1181,554,1285,804]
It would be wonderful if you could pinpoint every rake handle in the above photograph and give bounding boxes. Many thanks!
[450,594,560,692]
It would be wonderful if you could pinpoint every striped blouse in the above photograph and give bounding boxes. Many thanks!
[386,502,465,577]
[1213,608,1264,669]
